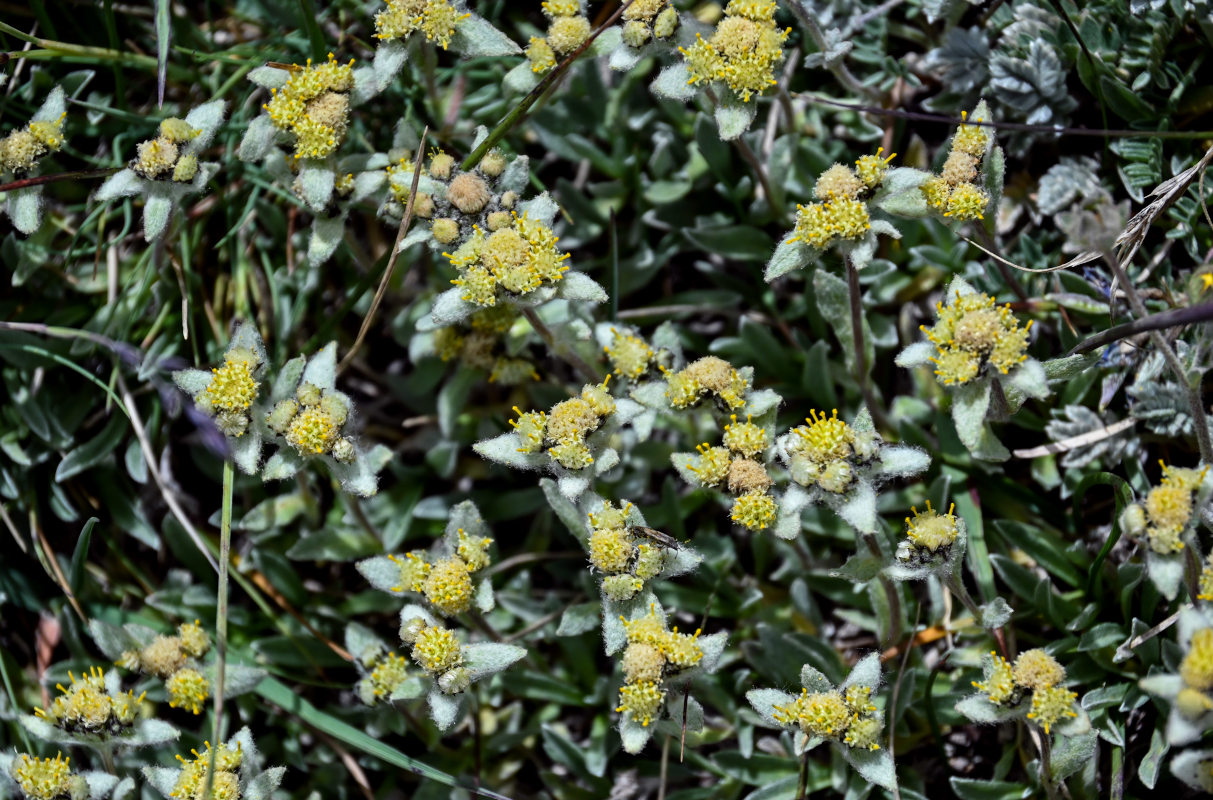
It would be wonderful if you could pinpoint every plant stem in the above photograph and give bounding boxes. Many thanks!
[1103,254,1213,463]
[1068,301,1213,356]
[203,459,234,799]
[0,168,119,194]
[521,306,601,383]
[795,749,810,800]
[1037,730,1060,800]
[862,533,902,645]
[658,735,670,800]
[846,256,893,433]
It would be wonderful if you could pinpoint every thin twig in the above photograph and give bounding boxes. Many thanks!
[338,128,428,375]
[1067,302,1213,356]
[0,168,118,193]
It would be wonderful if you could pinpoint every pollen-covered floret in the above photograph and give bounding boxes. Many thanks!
[36,666,143,734]
[364,652,410,699]
[286,407,337,455]
[1027,685,1078,733]
[205,349,260,413]
[843,713,883,750]
[854,147,895,189]
[903,501,959,553]
[662,628,704,668]
[1182,629,1213,692]
[952,111,992,157]
[423,557,474,616]
[389,551,431,593]
[589,527,634,573]
[633,543,664,581]
[447,214,570,305]
[723,415,767,457]
[788,409,855,464]
[1139,463,1208,554]
[140,635,187,678]
[777,689,852,737]
[526,36,557,73]
[263,54,355,159]
[922,290,1032,386]
[411,624,463,674]
[605,329,654,380]
[679,1,789,103]
[602,574,644,601]
[972,652,1016,704]
[511,408,548,453]
[1,108,67,175]
[616,680,665,726]
[945,183,989,221]
[375,0,470,49]
[731,490,776,530]
[547,14,591,54]
[621,642,665,684]
[686,443,732,487]
[166,668,210,715]
[1012,649,1065,691]
[11,752,81,800]
[456,529,493,572]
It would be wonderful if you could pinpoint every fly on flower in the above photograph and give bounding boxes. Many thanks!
[628,526,682,551]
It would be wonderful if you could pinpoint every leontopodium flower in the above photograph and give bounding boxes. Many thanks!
[358,500,497,617]
[375,0,469,49]
[580,498,701,603]
[119,620,212,680]
[395,605,526,730]
[661,356,751,411]
[896,275,1048,461]
[0,750,112,800]
[920,102,999,224]
[426,190,608,328]
[674,414,779,532]
[611,603,727,754]
[650,0,787,140]
[142,728,284,800]
[474,377,644,501]
[95,100,226,241]
[0,85,68,235]
[959,649,1084,736]
[619,0,678,50]
[527,1,592,75]
[765,148,914,280]
[886,501,969,581]
[774,407,929,541]
[32,667,143,735]
[259,342,390,497]
[172,322,267,475]
[748,654,896,791]
[1119,462,1212,600]
[262,54,355,161]
[603,327,656,382]
[1140,608,1213,748]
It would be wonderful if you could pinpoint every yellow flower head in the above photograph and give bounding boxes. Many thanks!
[730,490,776,531]
[510,407,547,453]
[854,147,896,189]
[178,620,209,657]
[951,109,991,158]
[972,651,1016,704]
[423,557,474,616]
[12,753,81,800]
[605,329,654,380]
[622,607,670,648]
[814,164,863,201]
[1027,685,1078,734]
[205,349,259,413]
[166,668,210,715]
[603,574,644,601]
[140,635,187,678]
[662,628,704,668]
[526,36,558,73]
[843,713,883,750]
[1012,649,1065,691]
[456,529,493,572]
[621,642,665,684]
[777,689,852,738]
[286,407,337,455]
[727,458,773,494]
[686,443,732,487]
[376,0,470,49]
[723,414,767,458]
[411,624,463,673]
[366,652,411,698]
[589,527,634,573]
[679,3,789,103]
[589,500,631,531]
[263,54,355,160]
[923,290,1031,386]
[944,182,989,221]
[1182,628,1213,691]
[791,409,855,464]
[904,501,959,553]
[616,680,665,726]
[388,551,431,593]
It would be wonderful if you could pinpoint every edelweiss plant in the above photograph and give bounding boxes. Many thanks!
[1121,462,1213,599]
[653,0,789,139]
[142,729,284,800]
[674,413,779,532]
[960,648,1086,738]
[357,500,497,616]
[896,275,1048,460]
[0,751,120,800]
[920,102,1001,224]
[612,603,727,754]
[581,497,701,602]
[774,407,929,540]
[0,85,68,235]
[94,100,226,241]
[747,654,896,791]
[1142,608,1213,745]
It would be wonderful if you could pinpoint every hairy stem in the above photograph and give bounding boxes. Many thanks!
[204,459,234,800]
[846,256,893,433]
[862,533,902,645]
[521,306,601,383]
[795,749,811,800]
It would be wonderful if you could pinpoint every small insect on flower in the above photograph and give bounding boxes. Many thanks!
[627,526,682,551]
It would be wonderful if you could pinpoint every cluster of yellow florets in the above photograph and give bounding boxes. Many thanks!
[920,109,992,222]
[396,148,517,243]
[402,618,471,694]
[447,212,570,307]
[605,328,655,380]
[621,0,679,48]
[585,501,672,601]
[194,347,262,439]
[387,529,493,616]
[973,649,1077,733]
[34,666,145,733]
[679,0,790,102]
[662,356,750,410]
[1177,628,1213,720]
[1123,462,1208,555]
[920,290,1032,386]
[375,0,469,49]
[119,620,213,712]
[170,741,243,800]
[616,607,704,727]
[356,651,412,705]
[788,149,894,250]
[263,54,355,160]
[10,752,88,800]
[683,415,776,531]
[265,380,358,463]
[784,409,879,495]
[526,1,592,73]
[896,501,960,564]
[773,684,883,749]
[130,116,202,182]
[1198,553,1213,602]
[0,112,66,175]
[431,307,539,385]
[510,379,616,470]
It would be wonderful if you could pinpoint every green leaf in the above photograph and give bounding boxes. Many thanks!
[949,778,1032,800]
[56,413,127,482]
[69,517,98,595]
[813,268,872,373]
[684,225,774,262]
